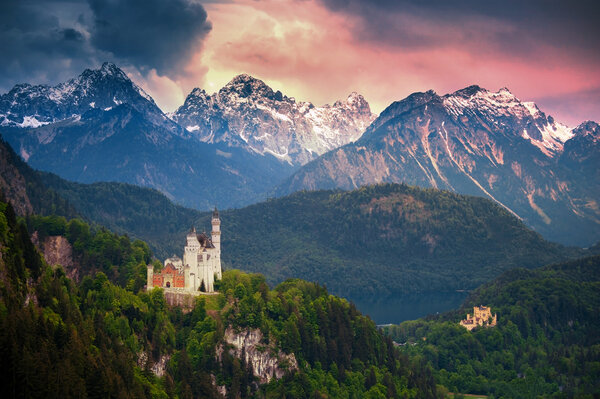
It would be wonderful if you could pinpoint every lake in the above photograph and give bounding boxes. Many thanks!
[352,291,469,325]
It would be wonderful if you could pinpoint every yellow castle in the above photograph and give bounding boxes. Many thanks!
[460,305,497,331]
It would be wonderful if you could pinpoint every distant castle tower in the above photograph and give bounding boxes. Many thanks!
[147,209,222,294]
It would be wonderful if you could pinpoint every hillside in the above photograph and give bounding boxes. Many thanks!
[276,87,600,247]
[39,168,581,300]
[51,176,583,300]
[0,138,585,302]
[384,256,600,397]
[0,135,76,218]
[0,198,440,398]
[206,184,582,300]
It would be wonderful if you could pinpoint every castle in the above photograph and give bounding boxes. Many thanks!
[147,208,222,294]
[460,305,497,331]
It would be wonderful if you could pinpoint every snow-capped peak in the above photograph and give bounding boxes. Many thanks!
[441,85,574,157]
[0,62,166,128]
[172,76,376,165]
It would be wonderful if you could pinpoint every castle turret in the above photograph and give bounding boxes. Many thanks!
[147,264,154,291]
[211,207,221,251]
[211,207,222,280]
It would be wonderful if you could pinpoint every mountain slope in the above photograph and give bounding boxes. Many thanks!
[0,197,440,398]
[384,255,600,397]
[0,62,177,133]
[0,64,294,209]
[0,135,76,218]
[0,137,584,302]
[172,74,376,165]
[276,86,600,246]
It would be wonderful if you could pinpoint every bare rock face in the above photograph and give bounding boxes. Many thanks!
[151,354,170,377]
[162,291,197,311]
[32,234,78,281]
[137,352,170,377]
[222,327,298,384]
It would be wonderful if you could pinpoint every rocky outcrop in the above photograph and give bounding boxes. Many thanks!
[221,327,298,384]
[137,352,170,377]
[162,291,198,311]
[32,233,78,281]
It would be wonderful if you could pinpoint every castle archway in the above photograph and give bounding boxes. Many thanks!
[166,282,171,288]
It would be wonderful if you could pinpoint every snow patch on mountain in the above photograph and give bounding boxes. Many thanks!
[172,76,376,165]
[0,62,168,131]
[443,86,573,157]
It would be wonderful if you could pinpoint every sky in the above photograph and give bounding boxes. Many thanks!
[1,0,599,126]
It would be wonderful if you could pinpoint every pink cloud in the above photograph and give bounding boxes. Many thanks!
[172,0,600,126]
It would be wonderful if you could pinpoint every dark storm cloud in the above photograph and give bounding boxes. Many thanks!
[0,0,212,92]
[319,0,600,59]
[0,0,96,91]
[88,0,211,75]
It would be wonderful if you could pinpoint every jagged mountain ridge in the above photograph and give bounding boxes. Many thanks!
[171,74,376,165]
[0,64,299,209]
[0,63,374,208]
[1,104,294,209]
[276,86,600,246]
[0,62,179,135]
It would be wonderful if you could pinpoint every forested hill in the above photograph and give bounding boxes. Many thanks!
[213,184,579,300]
[0,137,587,301]
[41,174,580,300]
[0,198,440,398]
[0,136,76,218]
[384,255,600,397]
[0,135,202,256]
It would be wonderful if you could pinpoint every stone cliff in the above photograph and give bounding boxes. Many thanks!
[31,233,78,281]
[220,327,298,384]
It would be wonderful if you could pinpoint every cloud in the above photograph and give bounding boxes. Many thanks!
[318,0,600,61]
[88,0,211,76]
[0,0,96,91]
[196,0,600,125]
[0,0,212,93]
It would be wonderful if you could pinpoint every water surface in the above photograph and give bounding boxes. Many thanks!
[353,291,469,325]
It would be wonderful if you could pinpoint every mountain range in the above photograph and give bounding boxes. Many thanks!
[0,63,598,246]
[276,87,600,246]
[0,63,373,209]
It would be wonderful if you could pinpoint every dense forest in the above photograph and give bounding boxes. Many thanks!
[43,172,583,300]
[214,185,578,299]
[0,198,441,398]
[384,256,600,398]
[0,138,589,302]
